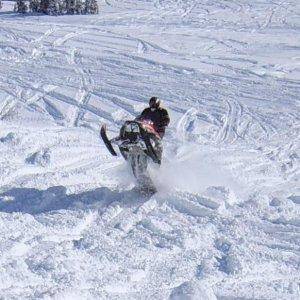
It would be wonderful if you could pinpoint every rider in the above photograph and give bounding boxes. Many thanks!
[136,97,170,138]
[136,97,170,163]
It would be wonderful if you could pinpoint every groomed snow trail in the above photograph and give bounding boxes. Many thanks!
[0,1,299,299]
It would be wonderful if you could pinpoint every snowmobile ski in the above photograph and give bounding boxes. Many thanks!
[100,124,118,156]
[141,132,161,165]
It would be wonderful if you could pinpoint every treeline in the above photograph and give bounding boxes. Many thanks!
[14,0,99,15]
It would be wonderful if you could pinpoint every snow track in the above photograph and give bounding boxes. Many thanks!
[0,0,299,299]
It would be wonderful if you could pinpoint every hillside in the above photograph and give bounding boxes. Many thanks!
[0,1,299,299]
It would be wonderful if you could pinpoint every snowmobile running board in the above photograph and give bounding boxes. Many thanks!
[100,124,118,156]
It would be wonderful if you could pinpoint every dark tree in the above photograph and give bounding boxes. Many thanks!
[14,0,28,13]
[47,0,60,15]
[16,0,99,15]
[29,0,41,13]
[66,0,75,14]
[40,0,49,13]
[85,0,98,14]
[75,0,84,14]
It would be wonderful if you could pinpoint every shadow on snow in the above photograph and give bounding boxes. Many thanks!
[0,186,147,215]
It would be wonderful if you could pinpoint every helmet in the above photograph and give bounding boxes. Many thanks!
[149,97,160,109]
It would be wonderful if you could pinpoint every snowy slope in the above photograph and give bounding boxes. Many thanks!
[0,0,299,299]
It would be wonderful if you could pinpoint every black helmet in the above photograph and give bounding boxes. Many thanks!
[149,97,160,109]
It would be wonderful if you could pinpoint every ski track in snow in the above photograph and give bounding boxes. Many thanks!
[0,0,300,299]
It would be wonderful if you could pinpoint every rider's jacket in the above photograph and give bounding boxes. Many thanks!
[137,107,170,138]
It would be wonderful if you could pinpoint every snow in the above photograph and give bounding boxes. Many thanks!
[0,0,299,299]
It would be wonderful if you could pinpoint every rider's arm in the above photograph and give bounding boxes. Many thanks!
[159,109,170,127]
[135,108,149,121]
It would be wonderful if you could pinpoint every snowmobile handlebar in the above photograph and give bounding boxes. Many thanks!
[135,119,161,139]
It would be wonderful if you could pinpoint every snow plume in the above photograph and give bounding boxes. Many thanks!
[152,144,243,200]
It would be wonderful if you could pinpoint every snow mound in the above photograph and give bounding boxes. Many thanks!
[214,238,242,275]
[169,281,216,300]
[25,148,51,167]
[0,132,19,145]
[288,195,300,205]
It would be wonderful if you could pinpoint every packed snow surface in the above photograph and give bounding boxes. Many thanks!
[0,0,300,299]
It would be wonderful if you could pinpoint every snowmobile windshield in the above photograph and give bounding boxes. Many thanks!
[125,122,140,133]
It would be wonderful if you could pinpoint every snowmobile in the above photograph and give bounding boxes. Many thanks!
[100,119,162,193]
